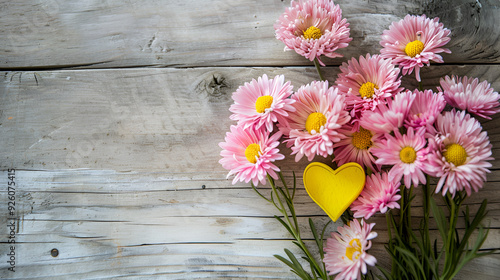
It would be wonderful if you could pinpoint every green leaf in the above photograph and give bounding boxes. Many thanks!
[341,213,349,225]
[268,175,275,185]
[384,244,409,279]
[269,191,279,210]
[463,204,471,229]
[278,172,292,200]
[449,225,493,279]
[301,256,320,279]
[274,215,294,237]
[430,196,448,243]
[408,227,423,250]
[251,183,271,203]
[321,220,332,243]
[376,265,393,280]
[274,254,294,269]
[285,249,313,280]
[292,241,308,256]
[276,186,293,212]
[388,213,407,246]
[366,167,373,176]
[309,260,318,280]
[434,238,446,267]
[394,246,426,278]
[309,218,324,258]
[275,251,313,280]
[406,193,416,206]
[457,199,488,254]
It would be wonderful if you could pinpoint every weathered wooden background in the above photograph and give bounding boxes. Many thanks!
[0,0,499,279]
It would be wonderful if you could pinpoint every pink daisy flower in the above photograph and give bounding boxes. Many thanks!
[372,127,429,188]
[380,14,451,81]
[335,54,402,119]
[439,75,500,119]
[229,74,295,132]
[274,0,352,66]
[351,172,401,220]
[324,219,377,280]
[405,89,446,131]
[280,80,350,161]
[219,125,284,186]
[359,90,415,135]
[333,124,380,172]
[426,110,493,196]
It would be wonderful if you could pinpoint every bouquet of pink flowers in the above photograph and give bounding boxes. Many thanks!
[219,1,499,279]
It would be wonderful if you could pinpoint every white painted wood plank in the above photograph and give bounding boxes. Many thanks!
[1,66,499,279]
[0,0,498,69]
[2,172,498,226]
[0,188,498,280]
[1,66,500,171]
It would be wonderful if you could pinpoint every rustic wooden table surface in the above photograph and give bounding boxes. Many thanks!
[0,0,499,279]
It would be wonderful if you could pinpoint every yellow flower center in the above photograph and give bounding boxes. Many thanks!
[303,26,322,40]
[345,238,362,261]
[400,146,417,163]
[255,96,273,113]
[404,40,425,57]
[305,112,327,134]
[443,143,467,166]
[352,127,373,150]
[358,82,378,99]
[245,143,261,164]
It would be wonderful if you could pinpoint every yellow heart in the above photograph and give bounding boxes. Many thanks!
[303,162,365,222]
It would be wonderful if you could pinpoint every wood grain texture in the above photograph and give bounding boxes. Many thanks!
[0,0,499,69]
[1,67,499,279]
[2,66,500,170]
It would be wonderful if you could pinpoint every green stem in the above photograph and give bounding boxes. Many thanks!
[268,174,295,231]
[267,173,327,279]
[386,212,396,277]
[278,172,299,232]
[418,81,423,91]
[422,175,432,279]
[443,194,458,279]
[314,58,326,81]
[399,185,406,238]
[447,194,467,279]
[406,185,413,246]
[279,172,290,195]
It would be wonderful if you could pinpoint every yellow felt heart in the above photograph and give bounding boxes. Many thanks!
[303,162,365,222]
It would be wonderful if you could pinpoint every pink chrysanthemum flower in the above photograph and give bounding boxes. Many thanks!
[405,89,446,131]
[335,54,402,119]
[280,81,350,161]
[229,74,295,132]
[274,0,352,66]
[426,110,493,196]
[380,14,451,81]
[333,124,380,172]
[359,90,415,135]
[219,125,284,186]
[439,75,500,119]
[324,219,377,280]
[372,127,429,188]
[351,172,401,220]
